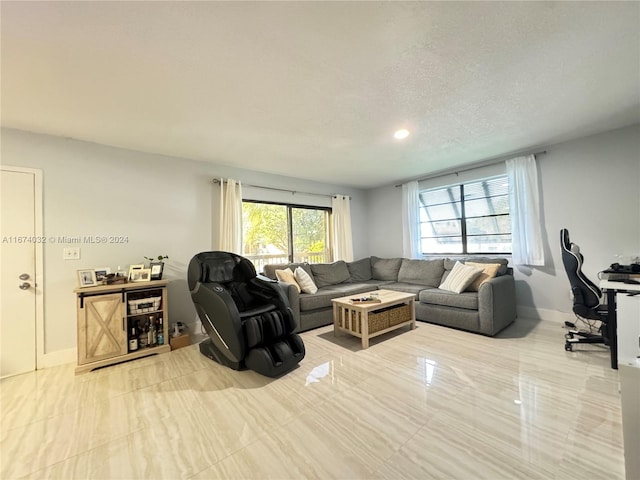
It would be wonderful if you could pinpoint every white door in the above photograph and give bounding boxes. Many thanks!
[0,168,39,377]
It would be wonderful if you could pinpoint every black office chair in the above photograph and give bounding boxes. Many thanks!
[188,251,305,377]
[560,229,609,352]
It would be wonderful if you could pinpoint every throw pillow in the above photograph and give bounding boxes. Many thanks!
[294,266,318,294]
[464,262,501,292]
[275,268,301,293]
[439,261,484,294]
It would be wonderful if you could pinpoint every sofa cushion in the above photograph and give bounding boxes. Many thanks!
[347,258,372,282]
[397,258,444,287]
[294,267,318,294]
[371,256,403,281]
[419,288,479,310]
[439,261,483,293]
[299,284,375,311]
[465,262,501,292]
[275,268,300,292]
[381,282,426,298]
[310,261,351,288]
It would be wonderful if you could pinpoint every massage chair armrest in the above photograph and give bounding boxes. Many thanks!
[192,282,245,361]
[250,275,294,309]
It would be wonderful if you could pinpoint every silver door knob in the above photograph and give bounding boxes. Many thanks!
[19,282,31,290]
[19,273,30,280]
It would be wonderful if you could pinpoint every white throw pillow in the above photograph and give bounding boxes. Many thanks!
[439,261,484,294]
[294,267,318,294]
[275,268,301,293]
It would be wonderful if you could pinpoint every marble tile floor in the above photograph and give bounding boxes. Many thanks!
[0,317,624,479]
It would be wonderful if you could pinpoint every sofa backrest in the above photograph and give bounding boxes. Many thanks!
[370,256,403,281]
[346,258,372,281]
[397,258,444,287]
[263,256,512,292]
[310,261,350,288]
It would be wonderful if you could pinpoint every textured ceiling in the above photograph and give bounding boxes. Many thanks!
[1,1,639,188]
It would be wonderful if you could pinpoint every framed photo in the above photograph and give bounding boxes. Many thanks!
[150,262,164,280]
[94,267,111,282]
[131,268,151,282]
[78,269,97,287]
[128,264,144,281]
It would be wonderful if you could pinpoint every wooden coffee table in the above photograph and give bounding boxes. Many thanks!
[332,289,416,349]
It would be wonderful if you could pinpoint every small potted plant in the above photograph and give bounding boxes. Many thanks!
[144,255,169,280]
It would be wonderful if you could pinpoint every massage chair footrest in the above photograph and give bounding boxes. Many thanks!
[245,334,305,378]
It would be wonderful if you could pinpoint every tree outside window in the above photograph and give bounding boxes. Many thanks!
[242,201,330,270]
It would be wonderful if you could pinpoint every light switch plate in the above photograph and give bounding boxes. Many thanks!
[63,247,80,260]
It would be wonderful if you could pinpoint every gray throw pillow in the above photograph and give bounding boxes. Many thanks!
[370,256,403,281]
[310,261,351,288]
[347,258,372,282]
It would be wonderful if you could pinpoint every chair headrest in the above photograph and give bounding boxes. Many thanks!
[233,257,257,282]
[188,251,256,287]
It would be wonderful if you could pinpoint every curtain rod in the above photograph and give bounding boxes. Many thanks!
[394,150,547,187]
[212,178,350,199]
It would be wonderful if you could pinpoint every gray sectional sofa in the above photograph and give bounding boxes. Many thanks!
[263,256,516,337]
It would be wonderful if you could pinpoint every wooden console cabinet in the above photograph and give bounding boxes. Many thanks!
[74,280,170,374]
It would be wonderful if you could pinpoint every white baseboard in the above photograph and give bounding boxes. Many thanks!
[517,306,575,325]
[39,348,76,369]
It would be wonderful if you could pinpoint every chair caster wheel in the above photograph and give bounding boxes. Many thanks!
[565,343,573,352]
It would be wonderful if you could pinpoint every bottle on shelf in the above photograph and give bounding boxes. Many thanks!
[129,323,138,352]
[157,316,164,345]
[148,315,157,346]
[139,320,148,349]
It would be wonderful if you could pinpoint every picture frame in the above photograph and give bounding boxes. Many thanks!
[78,269,97,287]
[128,264,144,281]
[94,267,112,282]
[149,262,164,280]
[130,268,151,283]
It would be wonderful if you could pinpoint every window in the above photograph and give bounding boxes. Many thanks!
[419,176,511,254]
[242,201,331,271]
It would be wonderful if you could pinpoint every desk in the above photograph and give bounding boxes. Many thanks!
[599,279,640,369]
[600,279,640,480]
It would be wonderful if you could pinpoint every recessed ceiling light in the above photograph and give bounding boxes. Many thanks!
[394,129,410,140]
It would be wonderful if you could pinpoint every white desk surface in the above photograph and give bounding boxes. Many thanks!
[600,279,640,292]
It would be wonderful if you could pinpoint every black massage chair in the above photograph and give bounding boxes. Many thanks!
[188,251,305,377]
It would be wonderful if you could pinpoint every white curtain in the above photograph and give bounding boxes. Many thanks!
[506,155,545,266]
[331,195,354,261]
[402,181,421,258]
[218,178,243,253]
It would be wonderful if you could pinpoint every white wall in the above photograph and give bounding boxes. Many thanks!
[1,128,369,359]
[529,124,640,319]
[367,124,640,320]
[3,123,638,361]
